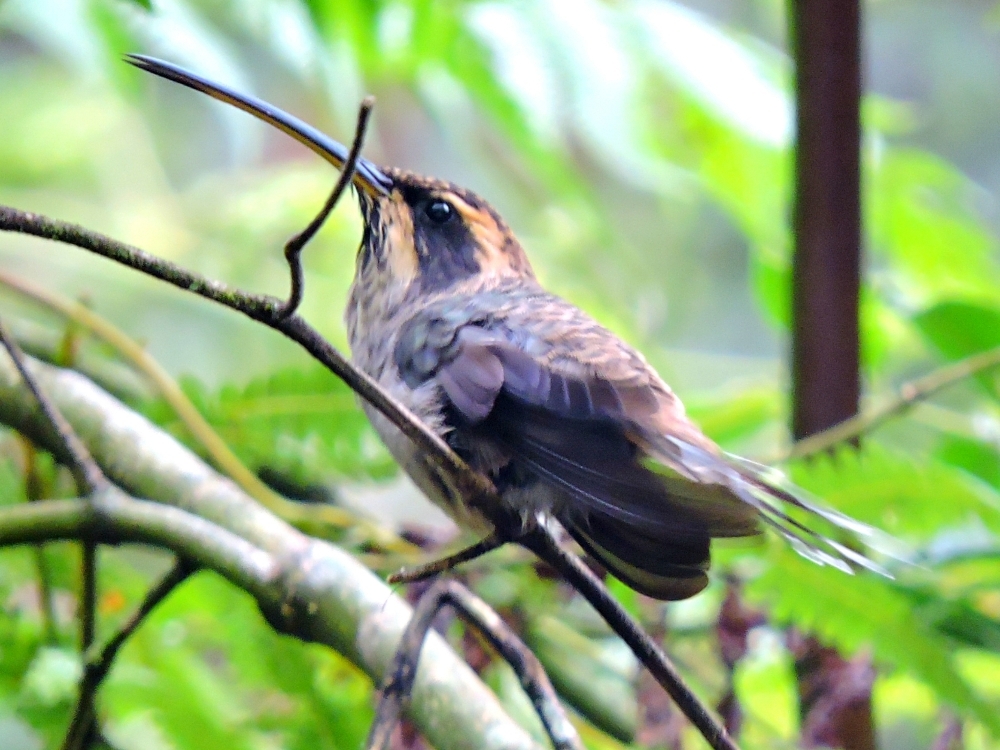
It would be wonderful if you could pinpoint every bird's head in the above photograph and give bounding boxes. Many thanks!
[356,170,534,294]
[126,56,534,295]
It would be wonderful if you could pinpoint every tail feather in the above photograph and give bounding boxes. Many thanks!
[647,434,891,578]
[563,512,711,600]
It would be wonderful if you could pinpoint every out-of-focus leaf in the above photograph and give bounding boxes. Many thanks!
[869,149,1000,306]
[749,546,1000,734]
[20,648,81,708]
[632,0,791,148]
[102,569,372,749]
[685,386,781,447]
[526,615,638,742]
[937,435,1000,489]
[733,632,798,746]
[789,443,1000,539]
[904,588,1000,652]
[915,301,1000,399]
[0,73,118,188]
[144,364,396,485]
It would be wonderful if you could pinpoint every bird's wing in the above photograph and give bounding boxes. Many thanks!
[433,324,888,586]
[436,326,758,538]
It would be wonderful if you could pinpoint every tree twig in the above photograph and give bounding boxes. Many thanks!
[279,97,374,318]
[368,579,583,750]
[781,345,1000,462]
[0,204,484,504]
[0,315,106,731]
[388,533,505,585]
[63,558,195,750]
[520,522,739,750]
[0,317,106,493]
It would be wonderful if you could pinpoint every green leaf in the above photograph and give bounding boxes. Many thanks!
[749,547,1000,734]
[915,301,1000,399]
[868,149,1000,306]
[20,648,81,708]
[144,365,396,486]
[937,435,1000,489]
[685,386,781,448]
[789,443,1000,539]
[526,615,637,742]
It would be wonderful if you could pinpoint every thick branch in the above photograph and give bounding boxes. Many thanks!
[0,355,542,750]
[0,270,411,551]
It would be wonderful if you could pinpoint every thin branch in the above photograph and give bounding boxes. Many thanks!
[63,558,195,750]
[368,579,583,750]
[20,437,59,643]
[0,354,543,750]
[279,97,374,319]
[519,522,739,750]
[0,316,106,493]
[0,494,276,594]
[781,345,1000,461]
[388,533,505,585]
[81,544,97,649]
[0,270,414,554]
[0,315,105,693]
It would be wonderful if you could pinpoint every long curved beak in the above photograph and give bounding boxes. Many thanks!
[125,54,392,197]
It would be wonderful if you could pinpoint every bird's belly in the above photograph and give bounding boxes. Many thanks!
[357,383,567,537]
[357,378,496,536]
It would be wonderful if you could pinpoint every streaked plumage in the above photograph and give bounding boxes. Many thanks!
[130,56,883,600]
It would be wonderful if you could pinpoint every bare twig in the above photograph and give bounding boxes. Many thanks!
[519,522,739,750]
[0,316,106,723]
[368,579,583,750]
[63,558,195,750]
[781,345,1000,461]
[0,205,491,508]
[388,533,505,585]
[0,317,106,493]
[279,97,374,318]
[81,544,97,649]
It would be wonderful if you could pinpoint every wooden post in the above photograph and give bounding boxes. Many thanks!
[790,2,874,749]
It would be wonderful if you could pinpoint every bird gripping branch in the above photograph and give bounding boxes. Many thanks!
[127,55,885,600]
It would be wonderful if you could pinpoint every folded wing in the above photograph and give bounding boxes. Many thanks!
[433,326,884,599]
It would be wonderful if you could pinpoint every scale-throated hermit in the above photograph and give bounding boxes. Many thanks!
[128,55,883,599]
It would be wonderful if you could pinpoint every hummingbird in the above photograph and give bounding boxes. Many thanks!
[127,56,881,600]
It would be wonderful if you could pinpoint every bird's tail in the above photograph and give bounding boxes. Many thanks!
[561,435,891,601]
[562,512,713,600]
[643,433,892,578]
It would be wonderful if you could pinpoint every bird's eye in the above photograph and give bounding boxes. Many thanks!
[425,200,453,224]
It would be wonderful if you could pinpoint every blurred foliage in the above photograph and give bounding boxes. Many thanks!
[1,0,1000,748]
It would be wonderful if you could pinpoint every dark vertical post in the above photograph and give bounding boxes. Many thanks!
[790,2,874,749]
[791,0,862,437]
